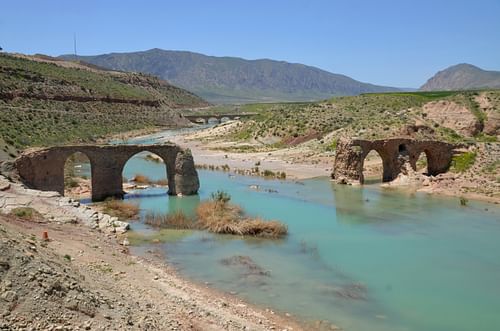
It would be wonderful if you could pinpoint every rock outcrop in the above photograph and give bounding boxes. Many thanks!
[422,100,482,136]
[332,138,456,184]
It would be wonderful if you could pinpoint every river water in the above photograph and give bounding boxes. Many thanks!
[85,128,500,331]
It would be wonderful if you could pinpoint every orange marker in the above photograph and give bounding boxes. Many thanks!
[42,231,49,241]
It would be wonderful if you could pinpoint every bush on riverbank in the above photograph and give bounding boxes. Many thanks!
[142,191,287,238]
[101,199,139,221]
[144,211,195,229]
[196,191,287,238]
[131,174,168,186]
[10,207,42,221]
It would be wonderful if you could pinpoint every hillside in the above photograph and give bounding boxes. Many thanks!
[197,90,499,150]
[420,64,500,91]
[60,49,401,104]
[0,53,208,160]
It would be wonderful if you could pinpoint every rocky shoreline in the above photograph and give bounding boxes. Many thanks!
[0,174,311,330]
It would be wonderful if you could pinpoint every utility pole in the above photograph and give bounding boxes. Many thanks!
[73,33,78,61]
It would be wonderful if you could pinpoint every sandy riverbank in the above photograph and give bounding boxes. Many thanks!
[0,215,312,330]
[165,122,499,204]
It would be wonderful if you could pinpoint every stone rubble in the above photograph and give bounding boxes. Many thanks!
[0,175,129,234]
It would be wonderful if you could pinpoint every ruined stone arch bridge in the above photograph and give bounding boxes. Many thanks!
[183,112,256,124]
[14,143,200,201]
[332,138,458,184]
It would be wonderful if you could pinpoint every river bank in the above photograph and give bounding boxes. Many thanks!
[166,122,499,204]
[0,176,309,330]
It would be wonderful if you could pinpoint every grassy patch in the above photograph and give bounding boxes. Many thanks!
[101,199,139,220]
[10,207,42,220]
[144,211,196,229]
[451,152,477,172]
[196,192,287,238]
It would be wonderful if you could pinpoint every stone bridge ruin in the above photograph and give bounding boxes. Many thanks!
[332,138,456,184]
[14,144,200,201]
[183,113,255,124]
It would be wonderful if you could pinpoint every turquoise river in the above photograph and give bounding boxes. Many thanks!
[79,128,500,331]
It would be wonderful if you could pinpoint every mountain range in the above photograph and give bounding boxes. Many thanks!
[420,63,500,91]
[61,49,401,104]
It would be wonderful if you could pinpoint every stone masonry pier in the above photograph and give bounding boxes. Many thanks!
[332,138,456,184]
[14,144,200,201]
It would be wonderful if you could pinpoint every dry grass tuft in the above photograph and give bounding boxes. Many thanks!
[141,191,287,238]
[195,200,287,238]
[132,174,151,184]
[144,211,195,229]
[102,199,140,220]
[154,178,169,186]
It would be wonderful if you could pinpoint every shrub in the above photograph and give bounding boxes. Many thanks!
[210,190,231,205]
[451,152,477,172]
[263,169,275,177]
[101,199,139,220]
[195,200,287,238]
[144,211,195,229]
[132,174,151,184]
[65,178,79,188]
[459,196,468,206]
[10,207,40,220]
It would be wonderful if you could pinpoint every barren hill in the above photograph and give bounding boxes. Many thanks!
[420,64,500,91]
[61,48,401,104]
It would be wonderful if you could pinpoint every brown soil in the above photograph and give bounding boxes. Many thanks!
[0,215,310,330]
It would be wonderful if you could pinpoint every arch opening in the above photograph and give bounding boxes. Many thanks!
[398,144,408,155]
[362,149,384,184]
[64,152,92,199]
[121,151,169,194]
[207,117,220,124]
[416,151,429,175]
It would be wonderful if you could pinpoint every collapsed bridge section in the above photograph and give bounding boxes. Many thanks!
[332,138,456,184]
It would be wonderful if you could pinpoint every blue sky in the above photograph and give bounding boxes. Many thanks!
[1,0,499,87]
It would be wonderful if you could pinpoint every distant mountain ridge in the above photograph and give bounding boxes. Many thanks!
[420,63,500,91]
[60,49,401,103]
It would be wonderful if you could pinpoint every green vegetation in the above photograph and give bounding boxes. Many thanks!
[210,190,231,205]
[10,207,41,220]
[451,152,477,173]
[0,53,207,158]
[100,199,140,221]
[142,190,287,238]
[144,211,195,229]
[459,197,468,206]
[220,90,498,147]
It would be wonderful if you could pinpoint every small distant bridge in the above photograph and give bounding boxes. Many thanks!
[183,113,256,124]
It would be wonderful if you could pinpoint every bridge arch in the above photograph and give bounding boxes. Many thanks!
[64,151,93,198]
[121,151,169,188]
[14,144,200,201]
[332,138,456,185]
